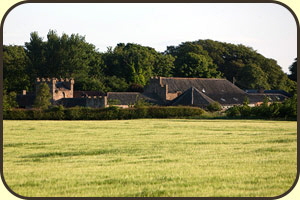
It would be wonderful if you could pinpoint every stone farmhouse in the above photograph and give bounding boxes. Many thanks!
[17,77,290,109]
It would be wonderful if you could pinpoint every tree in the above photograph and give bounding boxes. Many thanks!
[24,32,46,89]
[152,53,175,77]
[166,42,222,78]
[3,45,30,92]
[104,76,129,92]
[25,30,106,91]
[243,96,250,106]
[289,58,297,82]
[3,90,18,111]
[34,83,52,109]
[194,39,294,92]
[236,64,270,89]
[103,43,176,86]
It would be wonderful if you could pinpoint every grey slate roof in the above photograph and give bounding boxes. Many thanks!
[245,90,292,97]
[56,98,88,107]
[170,87,215,107]
[74,91,104,98]
[107,92,162,105]
[248,93,289,104]
[161,77,247,105]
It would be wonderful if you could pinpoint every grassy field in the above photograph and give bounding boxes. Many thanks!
[3,119,297,197]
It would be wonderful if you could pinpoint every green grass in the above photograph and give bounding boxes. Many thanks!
[3,119,297,197]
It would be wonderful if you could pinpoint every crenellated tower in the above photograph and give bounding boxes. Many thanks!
[35,78,74,101]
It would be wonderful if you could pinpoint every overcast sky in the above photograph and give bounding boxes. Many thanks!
[3,3,297,73]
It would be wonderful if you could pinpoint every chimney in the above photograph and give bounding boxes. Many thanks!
[232,77,236,85]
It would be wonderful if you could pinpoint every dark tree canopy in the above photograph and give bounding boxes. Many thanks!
[102,43,175,86]
[3,45,30,92]
[190,40,296,93]
[3,31,296,96]
[289,58,297,82]
[166,42,222,78]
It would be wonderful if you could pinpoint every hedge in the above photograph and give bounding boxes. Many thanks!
[225,96,297,120]
[3,106,205,120]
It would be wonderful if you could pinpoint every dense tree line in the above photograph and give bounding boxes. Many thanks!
[3,30,297,95]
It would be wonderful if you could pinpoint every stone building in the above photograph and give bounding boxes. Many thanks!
[18,78,107,108]
[17,76,290,109]
[109,77,290,108]
[35,78,74,102]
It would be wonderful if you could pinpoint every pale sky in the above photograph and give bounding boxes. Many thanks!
[3,3,297,73]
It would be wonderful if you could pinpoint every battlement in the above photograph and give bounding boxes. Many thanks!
[149,76,164,87]
[84,95,105,99]
[36,77,74,84]
[35,77,74,101]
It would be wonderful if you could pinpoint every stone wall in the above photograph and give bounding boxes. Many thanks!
[166,92,180,101]
[85,96,107,108]
[144,77,168,101]
[35,78,74,101]
[56,96,107,108]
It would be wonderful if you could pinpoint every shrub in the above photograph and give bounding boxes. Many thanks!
[134,98,152,108]
[225,106,241,117]
[206,102,222,112]
[34,83,51,110]
[239,105,251,117]
[4,109,30,120]
[3,91,18,111]
[46,105,65,120]
[279,95,297,119]
[64,106,84,120]
[2,106,204,120]
[147,106,204,118]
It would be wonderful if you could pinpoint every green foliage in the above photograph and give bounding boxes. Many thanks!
[33,83,51,110]
[243,96,250,106]
[3,90,18,111]
[225,95,297,120]
[237,64,270,89]
[103,43,174,86]
[166,42,222,78]
[152,54,175,77]
[206,101,222,112]
[194,40,292,91]
[4,33,296,95]
[24,30,106,91]
[279,95,297,119]
[288,58,297,82]
[133,98,152,108]
[3,45,30,92]
[104,76,129,92]
[147,106,204,118]
[75,75,106,92]
[225,106,241,117]
[47,105,65,119]
[4,106,205,120]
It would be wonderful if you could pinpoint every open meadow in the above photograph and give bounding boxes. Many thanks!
[3,119,297,197]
